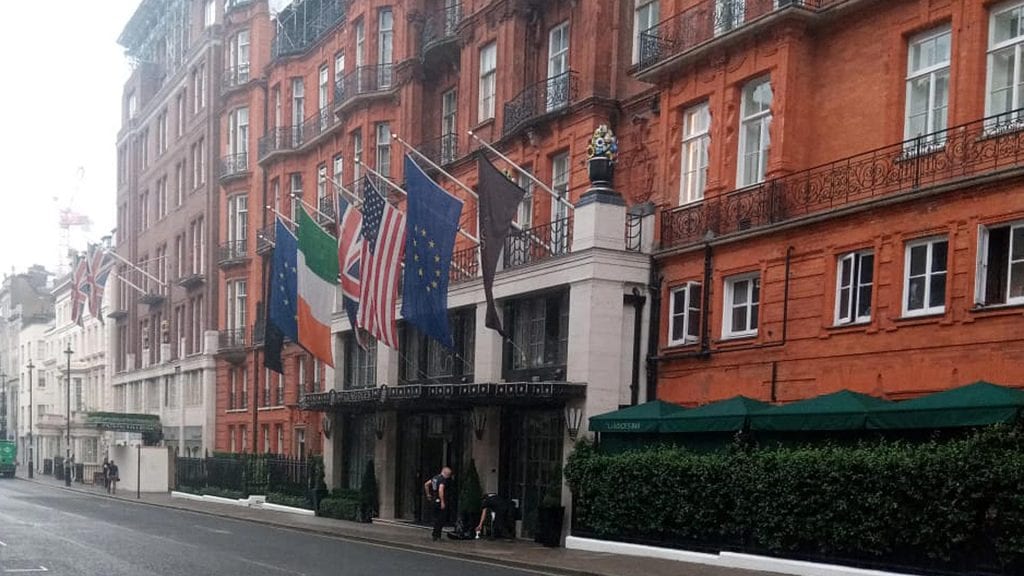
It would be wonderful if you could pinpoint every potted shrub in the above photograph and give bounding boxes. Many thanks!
[458,459,483,536]
[586,124,618,185]
[534,465,565,547]
[359,460,378,522]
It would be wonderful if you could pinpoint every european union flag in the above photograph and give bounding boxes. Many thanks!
[400,155,463,349]
[265,217,298,373]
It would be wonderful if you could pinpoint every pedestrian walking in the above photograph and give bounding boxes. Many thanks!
[102,458,110,492]
[423,466,453,541]
[108,460,119,495]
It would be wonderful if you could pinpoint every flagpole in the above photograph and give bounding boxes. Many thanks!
[265,206,296,227]
[104,249,167,288]
[321,173,363,208]
[468,130,575,213]
[289,193,336,225]
[356,159,481,245]
[391,134,479,200]
[110,270,147,296]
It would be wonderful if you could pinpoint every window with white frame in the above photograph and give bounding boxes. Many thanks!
[378,8,394,88]
[204,0,215,27]
[335,51,345,84]
[976,222,1024,306]
[175,162,185,205]
[479,43,497,121]
[903,236,948,316]
[140,190,150,230]
[987,3,1024,127]
[333,154,343,187]
[317,164,328,206]
[156,177,168,220]
[551,152,570,254]
[835,251,874,325]
[227,279,247,331]
[191,216,205,274]
[633,0,659,65]
[355,19,365,67]
[228,107,249,163]
[905,27,950,144]
[229,29,250,85]
[318,64,329,117]
[516,169,534,228]
[291,78,304,142]
[375,122,391,178]
[298,355,307,394]
[344,334,377,389]
[722,273,760,338]
[669,282,702,346]
[738,76,772,187]
[680,101,710,204]
[352,130,363,184]
[228,194,248,246]
[176,91,186,137]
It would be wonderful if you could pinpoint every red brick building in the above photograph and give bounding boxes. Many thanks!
[644,0,1024,405]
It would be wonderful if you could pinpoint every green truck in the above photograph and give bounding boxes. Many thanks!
[0,440,16,477]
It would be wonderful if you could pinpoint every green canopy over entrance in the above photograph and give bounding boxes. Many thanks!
[662,396,771,433]
[589,400,687,433]
[750,390,892,432]
[85,412,162,434]
[868,381,1024,429]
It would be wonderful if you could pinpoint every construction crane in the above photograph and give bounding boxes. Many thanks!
[55,167,92,276]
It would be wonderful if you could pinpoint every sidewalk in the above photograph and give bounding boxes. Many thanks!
[22,475,776,576]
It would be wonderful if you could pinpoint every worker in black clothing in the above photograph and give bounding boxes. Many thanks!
[476,493,514,539]
[424,466,453,541]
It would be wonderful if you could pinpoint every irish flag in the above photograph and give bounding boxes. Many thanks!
[297,207,339,366]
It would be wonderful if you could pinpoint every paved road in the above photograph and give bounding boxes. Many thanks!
[0,479,545,576]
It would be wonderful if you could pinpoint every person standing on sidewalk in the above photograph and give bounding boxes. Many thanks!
[424,466,453,541]
[102,458,110,492]
[108,460,119,495]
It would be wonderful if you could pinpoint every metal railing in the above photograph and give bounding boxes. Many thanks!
[638,0,834,72]
[258,126,304,160]
[502,71,579,138]
[220,153,249,179]
[218,327,248,351]
[176,454,318,500]
[256,225,276,255]
[418,133,459,168]
[625,212,644,252]
[334,64,395,110]
[252,319,266,346]
[271,0,346,59]
[450,244,479,284]
[503,216,573,270]
[317,195,336,224]
[422,2,462,55]
[218,240,248,264]
[661,110,1024,250]
[302,106,339,143]
[223,64,251,90]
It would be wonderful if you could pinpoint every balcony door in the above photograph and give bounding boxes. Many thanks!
[546,22,570,112]
[378,9,394,89]
[441,89,457,164]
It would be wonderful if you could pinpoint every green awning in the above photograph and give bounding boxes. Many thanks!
[662,396,771,433]
[750,390,892,431]
[589,400,688,433]
[867,381,1024,430]
[85,412,162,434]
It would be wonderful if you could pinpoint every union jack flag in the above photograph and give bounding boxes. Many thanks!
[70,254,90,326]
[337,189,363,335]
[86,244,114,322]
[357,178,407,349]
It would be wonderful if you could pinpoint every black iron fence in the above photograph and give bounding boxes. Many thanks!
[220,153,249,179]
[661,109,1024,250]
[418,133,460,168]
[218,240,248,264]
[335,64,395,109]
[502,71,579,138]
[450,244,479,284]
[176,454,320,502]
[256,225,275,255]
[422,1,462,54]
[218,327,248,351]
[258,126,304,160]
[222,64,251,90]
[503,217,573,270]
[638,0,834,72]
[302,106,339,143]
[317,195,337,225]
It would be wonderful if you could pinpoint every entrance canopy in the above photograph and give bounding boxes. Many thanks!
[749,390,892,432]
[299,381,586,413]
[85,412,162,434]
[589,400,687,433]
[867,381,1024,429]
[662,396,770,433]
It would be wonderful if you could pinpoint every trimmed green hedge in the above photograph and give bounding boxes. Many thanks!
[319,489,362,521]
[565,427,1024,573]
[267,492,313,510]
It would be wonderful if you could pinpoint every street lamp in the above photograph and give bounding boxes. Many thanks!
[27,359,34,479]
[64,343,73,487]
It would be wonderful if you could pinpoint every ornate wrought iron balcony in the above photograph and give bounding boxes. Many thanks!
[422,2,462,60]
[258,126,304,161]
[302,106,340,144]
[222,64,251,91]
[218,327,249,352]
[334,64,396,112]
[450,244,479,284]
[271,0,346,59]
[317,195,336,225]
[661,110,1024,250]
[256,225,276,255]
[217,240,249,266]
[503,216,573,270]
[502,71,579,138]
[638,0,833,75]
[220,153,249,180]
[418,133,459,168]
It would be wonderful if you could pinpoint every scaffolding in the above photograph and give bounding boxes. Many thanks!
[118,0,192,84]
[271,0,346,59]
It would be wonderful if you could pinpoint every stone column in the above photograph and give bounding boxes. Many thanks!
[376,411,397,519]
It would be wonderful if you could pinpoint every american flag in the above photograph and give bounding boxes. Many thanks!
[357,180,406,348]
[86,244,115,321]
[70,254,90,326]
[337,188,364,331]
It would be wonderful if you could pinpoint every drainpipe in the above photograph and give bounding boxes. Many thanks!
[644,264,662,402]
[700,242,713,358]
[625,288,646,406]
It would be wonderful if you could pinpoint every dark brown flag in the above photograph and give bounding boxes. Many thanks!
[476,153,527,335]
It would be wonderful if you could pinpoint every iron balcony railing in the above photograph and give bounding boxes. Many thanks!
[661,109,1024,250]
[502,71,579,138]
[334,64,395,110]
[256,225,276,255]
[503,216,573,270]
[218,327,248,351]
[317,195,336,225]
[422,2,462,56]
[271,0,346,59]
[218,240,248,264]
[418,133,459,168]
[302,106,339,143]
[222,64,251,90]
[450,244,479,284]
[220,153,249,179]
[638,0,834,72]
[226,0,253,10]
[258,126,304,160]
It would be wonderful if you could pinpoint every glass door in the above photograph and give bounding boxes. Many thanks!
[546,22,570,112]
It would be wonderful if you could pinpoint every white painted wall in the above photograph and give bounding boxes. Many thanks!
[109,445,169,493]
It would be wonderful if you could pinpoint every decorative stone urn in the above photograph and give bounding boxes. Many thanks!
[586,124,618,186]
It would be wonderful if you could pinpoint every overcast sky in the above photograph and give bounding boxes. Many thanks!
[0,1,137,278]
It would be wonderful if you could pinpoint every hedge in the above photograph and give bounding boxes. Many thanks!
[267,492,313,510]
[319,489,362,521]
[565,427,1024,574]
